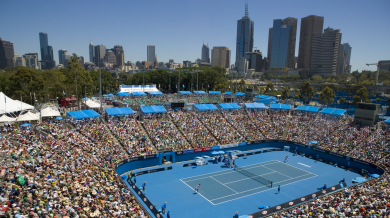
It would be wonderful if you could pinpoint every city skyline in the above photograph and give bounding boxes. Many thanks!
[1,0,389,72]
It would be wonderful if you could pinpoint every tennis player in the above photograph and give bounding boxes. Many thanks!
[284,155,288,163]
[194,184,201,193]
[278,185,281,194]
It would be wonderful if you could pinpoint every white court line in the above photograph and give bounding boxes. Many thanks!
[261,165,293,179]
[181,160,278,181]
[210,177,238,194]
[179,179,215,205]
[211,173,318,205]
[275,160,317,176]
[298,162,311,168]
[182,161,279,183]
[224,172,277,185]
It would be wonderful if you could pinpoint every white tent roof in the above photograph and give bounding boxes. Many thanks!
[85,99,101,108]
[0,92,34,115]
[16,111,40,122]
[41,107,61,117]
[0,115,17,122]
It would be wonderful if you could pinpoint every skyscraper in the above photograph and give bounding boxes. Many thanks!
[23,53,39,69]
[113,45,125,68]
[235,3,254,70]
[268,19,292,69]
[147,45,155,64]
[211,46,230,68]
[0,38,14,69]
[78,56,84,68]
[94,45,106,67]
[282,17,297,68]
[39,32,55,69]
[309,27,342,77]
[58,49,67,65]
[89,41,94,63]
[343,43,352,73]
[104,50,116,65]
[201,43,210,63]
[62,51,71,67]
[297,15,324,69]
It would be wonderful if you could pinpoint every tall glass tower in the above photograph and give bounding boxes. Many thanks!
[269,19,291,69]
[39,32,48,61]
[235,2,254,70]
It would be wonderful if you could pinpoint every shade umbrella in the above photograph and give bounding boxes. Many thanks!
[309,141,318,144]
[102,95,108,97]
[20,123,31,127]
[55,117,63,120]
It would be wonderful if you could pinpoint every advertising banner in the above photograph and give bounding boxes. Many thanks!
[116,154,156,168]
[132,166,172,176]
[183,149,194,154]
[210,146,220,150]
[194,147,212,153]
[238,142,247,146]
[219,143,238,149]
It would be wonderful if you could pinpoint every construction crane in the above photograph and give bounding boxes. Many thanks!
[366,62,381,85]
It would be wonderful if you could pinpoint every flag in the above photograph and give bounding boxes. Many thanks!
[20,94,22,102]
[268,88,271,91]
[159,84,160,88]
[63,90,65,95]
[34,92,36,100]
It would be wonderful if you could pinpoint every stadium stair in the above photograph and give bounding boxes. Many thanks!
[282,115,292,139]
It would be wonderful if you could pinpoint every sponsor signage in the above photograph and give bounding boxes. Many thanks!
[251,183,346,217]
[194,147,212,153]
[127,178,162,217]
[238,142,247,146]
[210,146,220,150]
[183,149,194,154]
[219,143,238,149]
[183,162,196,167]
[132,166,172,176]
[116,154,156,168]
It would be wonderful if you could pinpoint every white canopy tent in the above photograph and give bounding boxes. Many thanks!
[41,107,61,117]
[16,111,40,122]
[0,92,34,115]
[0,115,17,123]
[85,99,101,109]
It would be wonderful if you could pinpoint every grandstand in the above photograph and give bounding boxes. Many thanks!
[0,100,389,218]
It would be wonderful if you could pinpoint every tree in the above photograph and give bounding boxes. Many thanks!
[264,82,274,94]
[299,81,315,104]
[312,75,323,83]
[318,86,335,105]
[339,98,346,104]
[281,87,290,100]
[7,67,44,104]
[352,87,370,105]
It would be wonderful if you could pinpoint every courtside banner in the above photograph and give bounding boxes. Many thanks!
[128,179,162,218]
[251,183,346,217]
[132,166,172,176]
[238,142,247,146]
[219,143,238,149]
[194,147,212,153]
[210,146,220,150]
[116,154,156,168]
[183,149,194,154]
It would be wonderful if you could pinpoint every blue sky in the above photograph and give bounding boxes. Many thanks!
[1,0,389,72]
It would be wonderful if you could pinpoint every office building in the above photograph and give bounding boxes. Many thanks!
[248,50,263,72]
[89,41,94,63]
[147,45,155,64]
[211,46,230,68]
[268,19,292,69]
[343,43,352,73]
[112,45,125,68]
[0,38,15,68]
[62,51,71,67]
[58,49,67,65]
[309,27,342,77]
[154,55,158,69]
[378,60,390,72]
[13,54,25,67]
[39,32,55,69]
[94,45,106,67]
[297,15,324,69]
[235,3,254,70]
[337,43,345,75]
[183,60,191,67]
[23,53,39,69]
[237,57,249,74]
[104,50,116,65]
[282,17,297,68]
[78,56,84,68]
[201,43,210,63]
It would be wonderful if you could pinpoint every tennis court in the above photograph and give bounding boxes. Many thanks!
[181,160,317,205]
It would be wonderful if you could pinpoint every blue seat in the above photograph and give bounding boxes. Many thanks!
[258,205,265,209]
[317,187,322,190]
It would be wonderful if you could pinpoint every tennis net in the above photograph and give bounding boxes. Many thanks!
[234,165,273,188]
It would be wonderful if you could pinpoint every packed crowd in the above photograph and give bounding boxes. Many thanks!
[119,94,223,106]
[196,110,244,144]
[142,113,190,151]
[0,121,148,218]
[169,110,219,148]
[107,116,155,157]
[1,106,390,217]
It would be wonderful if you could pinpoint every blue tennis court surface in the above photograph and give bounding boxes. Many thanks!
[181,160,317,205]
[126,151,361,218]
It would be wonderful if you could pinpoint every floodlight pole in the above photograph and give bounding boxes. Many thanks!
[100,69,102,116]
